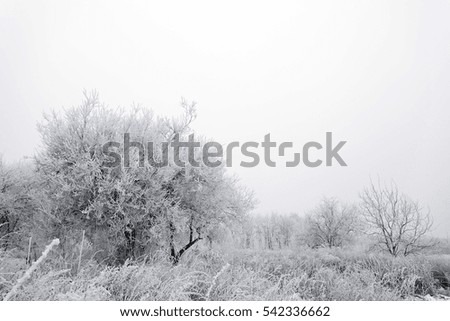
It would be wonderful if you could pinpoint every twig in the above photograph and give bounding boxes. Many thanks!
[77,230,85,274]
[26,236,32,265]
[3,238,60,301]
[206,263,230,300]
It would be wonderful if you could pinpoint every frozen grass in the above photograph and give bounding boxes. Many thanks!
[1,247,449,301]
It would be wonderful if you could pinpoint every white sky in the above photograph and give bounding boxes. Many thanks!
[1,0,449,236]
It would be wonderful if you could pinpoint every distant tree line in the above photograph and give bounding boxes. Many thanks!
[232,189,434,256]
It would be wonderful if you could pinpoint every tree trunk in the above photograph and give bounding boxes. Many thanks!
[170,237,202,265]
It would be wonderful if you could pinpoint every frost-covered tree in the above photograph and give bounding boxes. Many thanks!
[0,158,35,250]
[35,91,253,264]
[305,198,359,248]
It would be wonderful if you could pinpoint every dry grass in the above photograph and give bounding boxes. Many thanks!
[1,246,449,301]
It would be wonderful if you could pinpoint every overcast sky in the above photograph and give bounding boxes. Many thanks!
[1,0,449,236]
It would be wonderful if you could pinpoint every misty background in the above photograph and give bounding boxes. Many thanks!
[0,0,449,237]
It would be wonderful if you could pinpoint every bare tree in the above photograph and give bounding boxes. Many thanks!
[305,197,359,248]
[360,181,434,256]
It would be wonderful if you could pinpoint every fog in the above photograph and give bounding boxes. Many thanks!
[1,0,449,236]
